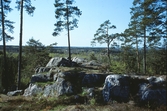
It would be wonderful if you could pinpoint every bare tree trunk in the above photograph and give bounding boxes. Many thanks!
[17,0,24,90]
[1,0,8,92]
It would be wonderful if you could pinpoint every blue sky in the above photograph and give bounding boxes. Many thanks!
[2,0,133,47]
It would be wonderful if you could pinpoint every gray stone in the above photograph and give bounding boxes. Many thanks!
[46,57,63,67]
[103,75,130,103]
[147,76,165,86]
[43,77,73,97]
[43,85,54,97]
[7,90,23,96]
[31,74,48,83]
[23,84,42,96]
[72,57,87,64]
[46,57,77,67]
[138,76,166,106]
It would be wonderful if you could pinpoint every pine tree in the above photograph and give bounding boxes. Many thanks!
[53,0,82,65]
[0,0,14,92]
[92,20,117,65]
[128,0,166,74]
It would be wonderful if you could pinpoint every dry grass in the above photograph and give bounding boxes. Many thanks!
[0,94,166,111]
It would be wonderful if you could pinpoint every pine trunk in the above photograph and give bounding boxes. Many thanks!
[17,0,24,90]
[66,0,71,66]
[136,36,140,73]
[143,27,146,74]
[107,27,111,65]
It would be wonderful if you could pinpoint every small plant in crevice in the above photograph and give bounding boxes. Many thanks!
[89,98,96,105]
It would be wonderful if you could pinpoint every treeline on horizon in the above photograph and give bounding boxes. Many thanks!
[0,44,166,53]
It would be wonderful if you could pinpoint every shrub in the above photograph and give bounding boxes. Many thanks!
[89,53,97,60]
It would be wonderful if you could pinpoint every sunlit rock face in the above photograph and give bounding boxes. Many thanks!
[23,84,42,96]
[72,57,87,64]
[43,77,73,97]
[46,57,78,67]
[46,57,64,67]
[24,72,74,97]
[103,75,131,103]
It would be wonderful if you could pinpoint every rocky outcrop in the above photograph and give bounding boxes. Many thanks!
[24,71,107,97]
[21,57,166,107]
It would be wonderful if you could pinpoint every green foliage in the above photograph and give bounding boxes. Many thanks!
[0,53,18,92]
[0,0,14,42]
[21,38,50,86]
[111,61,126,74]
[89,98,96,105]
[123,0,167,74]
[146,48,167,75]
[15,0,35,16]
[93,20,116,45]
[35,81,54,87]
[98,54,108,63]
[92,20,119,65]
[53,0,82,36]
[89,53,97,60]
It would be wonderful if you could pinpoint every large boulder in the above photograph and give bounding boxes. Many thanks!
[103,75,131,103]
[138,76,166,107]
